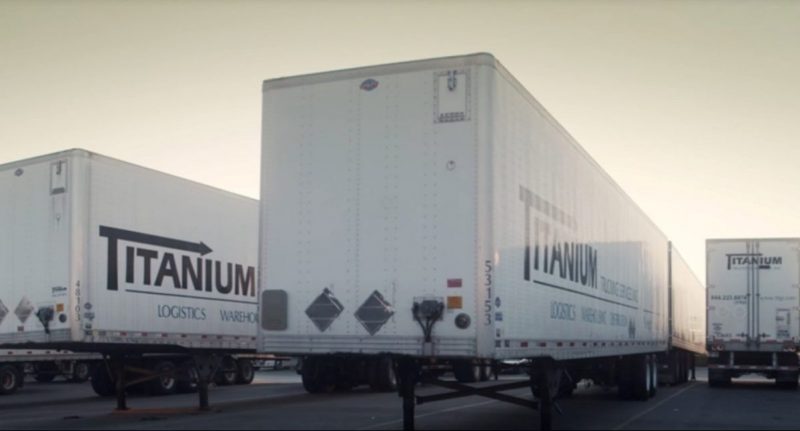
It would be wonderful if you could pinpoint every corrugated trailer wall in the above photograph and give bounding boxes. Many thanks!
[707,238,800,351]
[260,57,488,357]
[0,152,73,344]
[489,60,669,361]
[669,243,705,354]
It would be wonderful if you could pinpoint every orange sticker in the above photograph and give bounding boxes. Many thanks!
[447,296,463,309]
[56,303,64,312]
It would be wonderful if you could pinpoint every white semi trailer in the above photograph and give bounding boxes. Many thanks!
[0,149,263,405]
[257,53,703,429]
[706,238,800,388]
[659,242,706,385]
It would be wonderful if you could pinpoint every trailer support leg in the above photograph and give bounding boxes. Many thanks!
[531,359,555,431]
[193,353,220,411]
[198,375,210,411]
[690,353,696,381]
[396,358,418,431]
[112,356,128,411]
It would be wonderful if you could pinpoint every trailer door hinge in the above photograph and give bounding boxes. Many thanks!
[50,160,67,195]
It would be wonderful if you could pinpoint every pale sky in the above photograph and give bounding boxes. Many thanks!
[2,0,799,282]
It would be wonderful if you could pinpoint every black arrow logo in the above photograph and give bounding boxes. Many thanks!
[99,226,213,291]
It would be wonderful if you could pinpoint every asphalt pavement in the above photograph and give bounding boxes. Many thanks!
[1,367,799,430]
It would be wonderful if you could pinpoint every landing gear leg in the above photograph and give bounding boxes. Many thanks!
[396,357,418,431]
[531,359,555,431]
[112,355,128,411]
[193,353,221,411]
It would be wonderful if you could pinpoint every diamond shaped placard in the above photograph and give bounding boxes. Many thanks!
[355,290,395,336]
[14,296,34,324]
[0,300,8,326]
[305,288,344,332]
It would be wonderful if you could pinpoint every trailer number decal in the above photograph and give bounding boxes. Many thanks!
[484,260,493,326]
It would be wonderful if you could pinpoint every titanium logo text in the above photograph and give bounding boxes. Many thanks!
[99,226,255,298]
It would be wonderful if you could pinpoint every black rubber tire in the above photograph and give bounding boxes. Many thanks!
[0,365,21,395]
[677,351,686,384]
[69,362,91,383]
[236,359,255,385]
[632,355,650,401]
[648,355,658,398]
[215,356,238,386]
[776,371,799,390]
[479,363,491,382]
[301,364,322,394]
[617,356,633,400]
[301,357,337,394]
[301,357,332,393]
[90,364,116,397]
[453,360,480,383]
[34,373,57,383]
[176,364,199,393]
[149,361,178,396]
[708,369,730,388]
[669,352,679,386]
[335,374,354,392]
[368,357,397,392]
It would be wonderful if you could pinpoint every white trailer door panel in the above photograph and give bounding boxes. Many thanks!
[708,239,800,346]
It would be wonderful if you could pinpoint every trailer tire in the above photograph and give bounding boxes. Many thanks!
[149,361,178,395]
[0,365,21,395]
[453,360,480,383]
[679,351,689,384]
[177,364,199,393]
[617,356,634,400]
[648,355,658,398]
[708,369,730,387]
[775,371,799,390]
[215,356,238,386]
[301,367,322,394]
[369,357,396,392]
[632,355,651,401]
[69,362,92,383]
[236,359,255,385]
[300,357,336,394]
[90,364,116,397]
[479,363,491,382]
[34,373,56,383]
[33,362,58,383]
[667,352,679,386]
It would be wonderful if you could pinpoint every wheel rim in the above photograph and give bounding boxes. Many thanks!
[190,368,199,387]
[75,363,90,380]
[160,374,176,391]
[2,372,15,390]
[387,364,396,387]
[156,363,176,391]
[186,367,199,389]
[240,363,254,381]
[652,359,658,389]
